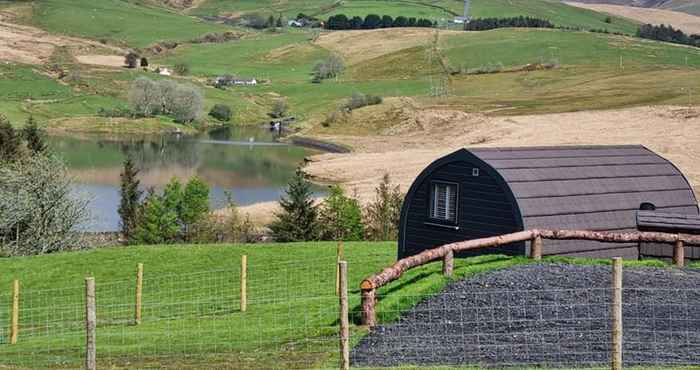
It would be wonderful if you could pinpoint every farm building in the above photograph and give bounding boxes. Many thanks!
[398,145,699,260]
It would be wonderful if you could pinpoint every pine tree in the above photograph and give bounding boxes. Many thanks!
[22,116,47,155]
[269,168,319,242]
[133,189,180,245]
[0,114,21,162]
[117,156,142,242]
[364,174,404,241]
[318,185,364,241]
[181,176,210,240]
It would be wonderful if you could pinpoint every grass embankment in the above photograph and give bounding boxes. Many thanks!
[0,240,683,369]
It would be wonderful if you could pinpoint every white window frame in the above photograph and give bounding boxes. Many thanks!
[429,181,459,225]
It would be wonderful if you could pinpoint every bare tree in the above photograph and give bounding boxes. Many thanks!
[0,155,90,256]
[171,84,204,123]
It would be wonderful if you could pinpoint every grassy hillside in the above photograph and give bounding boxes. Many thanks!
[32,0,225,48]
[191,0,639,33]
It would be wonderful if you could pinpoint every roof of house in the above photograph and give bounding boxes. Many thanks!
[465,145,699,256]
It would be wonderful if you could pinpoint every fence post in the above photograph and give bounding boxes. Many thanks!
[85,277,96,370]
[442,250,454,277]
[10,279,19,345]
[336,241,344,296]
[530,235,543,260]
[674,240,685,268]
[338,261,350,370]
[135,263,143,325]
[240,255,247,313]
[611,257,623,370]
[361,288,376,328]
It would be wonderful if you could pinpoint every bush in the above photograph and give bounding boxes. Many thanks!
[140,57,149,67]
[318,186,364,241]
[364,174,404,241]
[132,177,211,244]
[343,92,383,111]
[97,106,133,118]
[0,155,90,255]
[0,115,21,162]
[242,13,269,29]
[125,52,140,68]
[174,63,190,76]
[269,100,288,118]
[313,55,345,81]
[209,104,233,122]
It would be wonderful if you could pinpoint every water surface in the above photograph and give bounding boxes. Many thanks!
[49,127,319,231]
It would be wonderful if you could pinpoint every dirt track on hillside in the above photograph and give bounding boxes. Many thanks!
[566,2,700,34]
[304,105,700,203]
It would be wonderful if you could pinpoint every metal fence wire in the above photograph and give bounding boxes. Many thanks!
[1,257,700,369]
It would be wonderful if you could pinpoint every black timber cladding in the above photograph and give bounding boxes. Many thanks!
[398,145,699,259]
[637,210,700,259]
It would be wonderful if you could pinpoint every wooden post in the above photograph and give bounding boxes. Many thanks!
[338,261,350,370]
[240,255,247,313]
[85,277,96,370]
[135,263,143,325]
[611,257,623,370]
[361,288,376,328]
[674,240,685,268]
[336,241,344,296]
[442,249,454,277]
[530,235,543,260]
[10,279,19,345]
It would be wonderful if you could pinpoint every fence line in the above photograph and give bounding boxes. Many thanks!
[360,228,700,326]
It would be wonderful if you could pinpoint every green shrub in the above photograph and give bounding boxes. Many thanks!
[364,174,404,241]
[174,63,190,76]
[209,104,233,122]
[343,92,383,111]
[319,186,364,241]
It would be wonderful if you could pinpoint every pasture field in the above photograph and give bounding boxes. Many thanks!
[0,241,680,369]
[31,0,224,48]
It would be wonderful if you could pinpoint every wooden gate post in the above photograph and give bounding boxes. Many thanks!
[442,250,454,277]
[240,255,247,312]
[530,235,543,260]
[611,257,623,370]
[135,263,143,325]
[338,261,350,370]
[10,279,19,345]
[85,277,96,370]
[673,240,685,268]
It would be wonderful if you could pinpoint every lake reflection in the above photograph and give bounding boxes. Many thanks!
[49,126,319,231]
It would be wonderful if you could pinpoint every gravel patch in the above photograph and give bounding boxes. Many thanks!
[351,264,700,368]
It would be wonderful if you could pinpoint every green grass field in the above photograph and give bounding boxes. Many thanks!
[0,241,682,369]
[32,0,224,48]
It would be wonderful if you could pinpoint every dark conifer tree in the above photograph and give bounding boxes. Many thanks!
[269,168,319,242]
[0,114,20,162]
[22,116,47,155]
[118,156,142,242]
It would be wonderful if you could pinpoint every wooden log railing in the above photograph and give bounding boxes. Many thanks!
[360,229,700,327]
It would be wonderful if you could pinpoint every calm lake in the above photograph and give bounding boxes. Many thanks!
[49,127,319,232]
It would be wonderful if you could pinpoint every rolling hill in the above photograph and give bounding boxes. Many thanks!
[564,0,700,16]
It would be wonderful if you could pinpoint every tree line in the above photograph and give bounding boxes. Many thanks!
[464,16,554,31]
[637,24,700,48]
[326,14,435,30]
[269,170,404,242]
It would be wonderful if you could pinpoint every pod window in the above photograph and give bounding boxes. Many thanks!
[430,182,458,223]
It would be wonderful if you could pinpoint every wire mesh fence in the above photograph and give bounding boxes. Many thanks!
[2,256,700,369]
